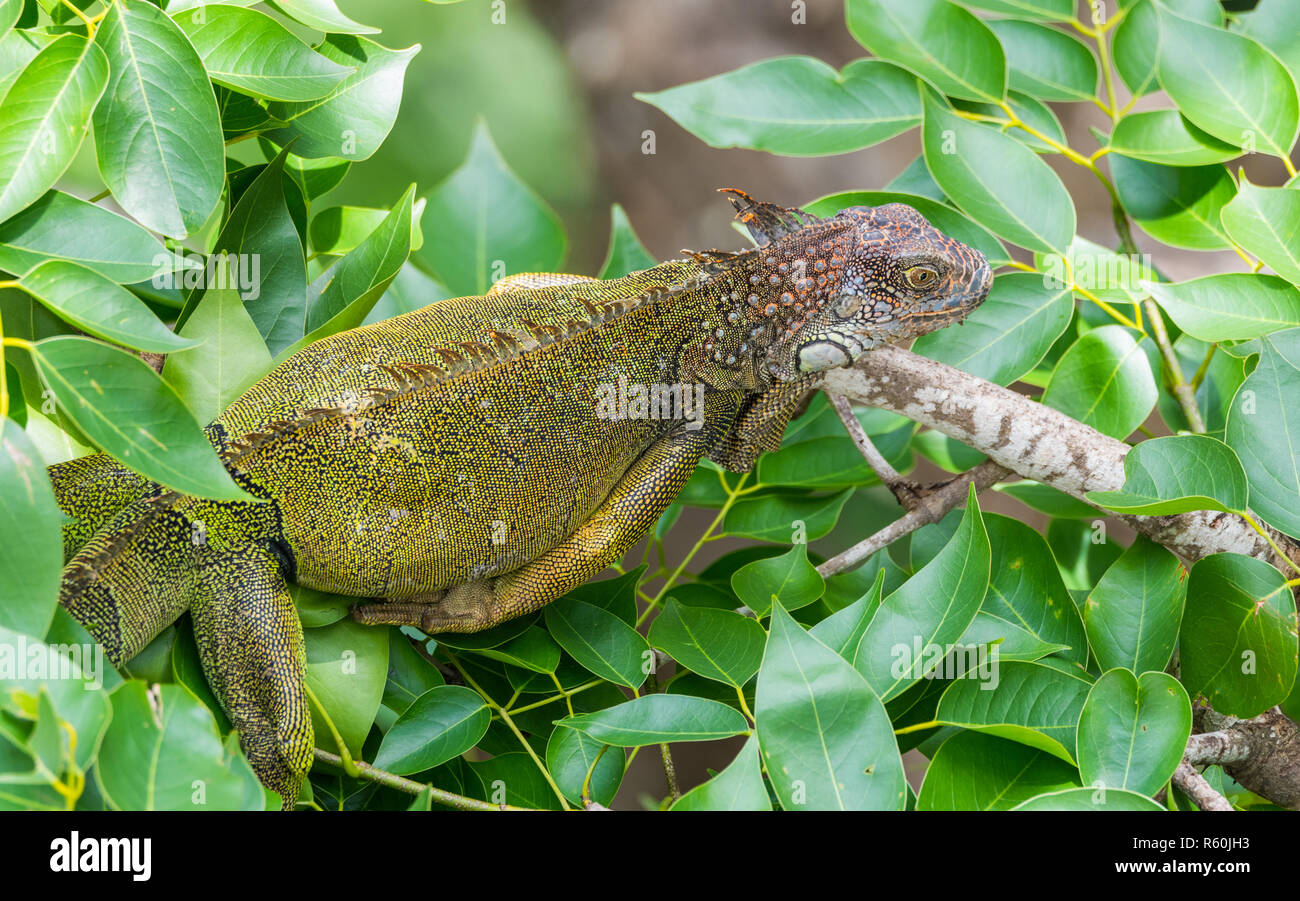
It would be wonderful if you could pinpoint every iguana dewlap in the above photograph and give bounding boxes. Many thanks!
[47,191,992,806]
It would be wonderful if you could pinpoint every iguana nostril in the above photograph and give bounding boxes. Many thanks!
[797,340,852,372]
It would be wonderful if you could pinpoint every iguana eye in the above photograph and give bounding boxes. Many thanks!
[905,266,938,290]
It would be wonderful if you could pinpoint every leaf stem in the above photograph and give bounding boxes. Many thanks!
[303,682,360,778]
[1144,297,1206,433]
[1240,513,1300,578]
[637,470,751,626]
[312,749,529,810]
[443,649,573,810]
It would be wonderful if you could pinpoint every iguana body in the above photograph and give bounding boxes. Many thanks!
[48,192,991,806]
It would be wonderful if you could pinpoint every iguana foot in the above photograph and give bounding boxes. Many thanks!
[351,582,502,634]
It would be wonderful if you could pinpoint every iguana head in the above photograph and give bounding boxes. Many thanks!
[716,190,992,383]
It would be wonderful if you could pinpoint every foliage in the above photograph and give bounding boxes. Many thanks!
[1,0,1298,811]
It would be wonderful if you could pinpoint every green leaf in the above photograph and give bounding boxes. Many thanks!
[958,0,1074,20]
[722,488,852,543]
[0,190,163,284]
[1077,669,1190,796]
[1225,329,1300,538]
[1086,434,1250,516]
[916,731,1079,810]
[164,288,272,425]
[267,35,417,161]
[936,660,1092,763]
[995,480,1099,519]
[958,612,1070,662]
[1110,156,1236,250]
[97,682,262,810]
[93,1,224,237]
[1235,0,1300,94]
[1153,2,1298,161]
[544,598,649,690]
[597,204,657,280]
[1144,274,1300,342]
[381,631,444,716]
[1012,786,1164,810]
[671,736,770,811]
[729,542,824,617]
[0,28,53,102]
[282,184,415,358]
[417,122,566,296]
[0,627,113,772]
[1220,179,1300,286]
[465,752,561,810]
[303,617,389,758]
[0,422,61,638]
[558,695,748,746]
[921,91,1074,254]
[1108,110,1240,166]
[855,485,990,701]
[912,271,1073,386]
[467,626,561,674]
[810,569,886,660]
[1042,325,1157,439]
[951,92,1066,155]
[203,149,307,356]
[309,204,425,258]
[985,19,1097,102]
[1083,537,1187,675]
[757,604,905,810]
[29,336,253,500]
[179,5,352,102]
[648,598,766,688]
[804,190,1007,266]
[546,725,625,807]
[372,685,489,775]
[884,154,945,202]
[846,0,1005,102]
[636,56,919,155]
[0,34,107,225]
[17,260,197,354]
[269,0,379,35]
[1113,0,1223,97]
[1181,553,1298,718]
[980,514,1087,668]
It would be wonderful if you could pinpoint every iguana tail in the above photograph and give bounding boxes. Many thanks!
[47,453,150,562]
[51,462,312,808]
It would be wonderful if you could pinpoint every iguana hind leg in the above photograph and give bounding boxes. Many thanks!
[353,429,709,633]
[189,543,312,810]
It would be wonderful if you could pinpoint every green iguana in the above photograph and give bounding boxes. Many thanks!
[48,190,992,806]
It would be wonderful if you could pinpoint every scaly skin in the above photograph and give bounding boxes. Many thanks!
[47,191,992,806]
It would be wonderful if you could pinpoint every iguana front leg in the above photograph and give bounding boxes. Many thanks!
[353,429,710,633]
[189,544,312,809]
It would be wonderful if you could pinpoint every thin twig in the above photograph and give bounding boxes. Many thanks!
[312,749,528,810]
[827,392,921,509]
[816,459,1010,578]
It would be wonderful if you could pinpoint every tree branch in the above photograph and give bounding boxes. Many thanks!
[1173,760,1234,811]
[822,345,1300,573]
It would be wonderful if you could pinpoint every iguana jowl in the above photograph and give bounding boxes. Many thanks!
[48,190,992,805]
